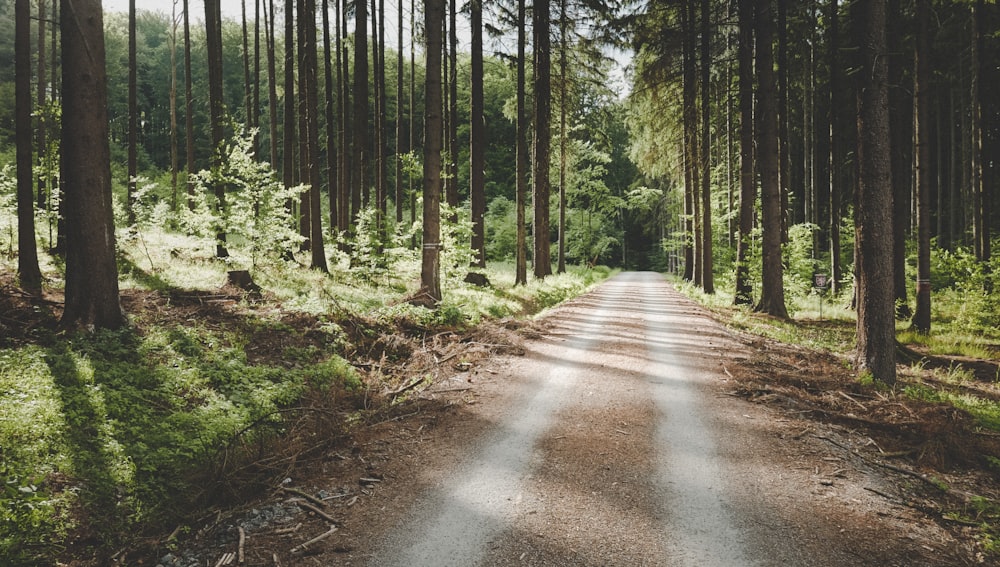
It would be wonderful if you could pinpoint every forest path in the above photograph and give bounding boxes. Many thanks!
[350,272,958,566]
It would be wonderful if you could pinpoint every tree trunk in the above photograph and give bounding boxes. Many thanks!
[127,0,137,225]
[911,0,931,333]
[446,0,459,214]
[353,0,368,218]
[421,0,445,302]
[265,0,279,170]
[60,0,124,330]
[972,0,991,287]
[887,0,911,319]
[395,0,405,224]
[205,0,229,258]
[700,0,714,293]
[533,0,553,279]
[35,0,47,211]
[854,0,896,385]
[300,0,328,271]
[183,0,196,211]
[683,0,699,285]
[515,0,528,285]
[777,0,789,242]
[470,0,486,268]
[283,0,297,230]
[557,0,567,274]
[754,0,788,318]
[169,1,179,210]
[734,0,755,306]
[15,0,41,293]
[828,0,843,293]
[241,0,252,135]
[322,0,338,234]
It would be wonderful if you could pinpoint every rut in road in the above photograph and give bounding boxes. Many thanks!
[372,272,751,566]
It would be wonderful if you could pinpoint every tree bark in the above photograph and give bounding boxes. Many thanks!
[183,0,196,211]
[887,0,911,319]
[911,0,931,333]
[533,0,553,278]
[700,0,714,293]
[395,0,405,224]
[734,0,754,306]
[205,0,229,258]
[421,0,445,302]
[322,0,338,233]
[854,0,896,385]
[470,0,486,269]
[557,0,567,274]
[828,0,843,294]
[60,0,125,330]
[515,0,528,285]
[754,0,788,318]
[15,0,41,293]
[353,0,369,217]
[127,0,137,225]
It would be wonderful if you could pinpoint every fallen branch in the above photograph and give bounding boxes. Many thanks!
[281,486,327,508]
[290,525,338,555]
[237,527,246,564]
[297,501,338,524]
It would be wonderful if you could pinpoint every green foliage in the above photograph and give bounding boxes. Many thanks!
[0,324,362,563]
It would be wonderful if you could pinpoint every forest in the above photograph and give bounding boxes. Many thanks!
[1,0,999,564]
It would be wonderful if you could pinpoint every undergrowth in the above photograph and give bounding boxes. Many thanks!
[0,192,611,564]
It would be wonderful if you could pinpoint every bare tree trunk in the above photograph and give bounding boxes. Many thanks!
[557,0,567,274]
[300,0,328,271]
[828,0,843,293]
[682,0,698,284]
[35,0,47,211]
[183,0,196,211]
[734,0,755,306]
[755,0,788,318]
[533,0,553,278]
[265,0,279,169]
[283,0,297,234]
[60,0,124,330]
[395,0,405,224]
[700,0,714,293]
[15,0,41,293]
[241,0,252,135]
[854,0,896,385]
[322,0,338,233]
[127,0,137,225]
[515,0,528,285]
[170,1,179,210]
[470,0,486,268]
[354,0,369,216]
[446,0,459,213]
[912,0,932,333]
[888,0,911,318]
[421,0,445,302]
[205,0,229,258]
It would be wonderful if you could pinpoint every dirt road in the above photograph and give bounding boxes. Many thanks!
[354,272,964,566]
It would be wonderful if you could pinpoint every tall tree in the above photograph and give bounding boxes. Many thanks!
[682,0,698,283]
[533,0,553,278]
[446,0,459,213]
[300,0,328,271]
[183,0,196,210]
[127,0,137,225]
[828,0,844,293]
[395,0,405,224]
[912,0,932,333]
[754,0,788,318]
[700,0,714,292]
[470,0,486,268]
[421,0,445,302]
[556,0,567,274]
[322,0,338,233]
[887,0,911,318]
[265,0,279,169]
[854,0,896,384]
[515,0,528,285]
[205,0,229,257]
[971,0,991,284]
[169,0,180,209]
[353,0,369,217]
[60,0,125,330]
[15,0,41,293]
[35,0,47,211]
[733,0,755,306]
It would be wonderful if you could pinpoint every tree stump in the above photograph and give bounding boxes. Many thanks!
[226,270,263,295]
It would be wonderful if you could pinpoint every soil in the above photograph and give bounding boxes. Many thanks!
[3,271,999,566]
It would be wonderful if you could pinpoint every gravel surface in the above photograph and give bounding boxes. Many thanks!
[157,272,977,566]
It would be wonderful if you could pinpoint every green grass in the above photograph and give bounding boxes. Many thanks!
[1,214,612,564]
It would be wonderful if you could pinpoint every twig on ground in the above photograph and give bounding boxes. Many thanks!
[281,486,327,508]
[297,501,338,524]
[290,525,338,555]
[237,527,245,564]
